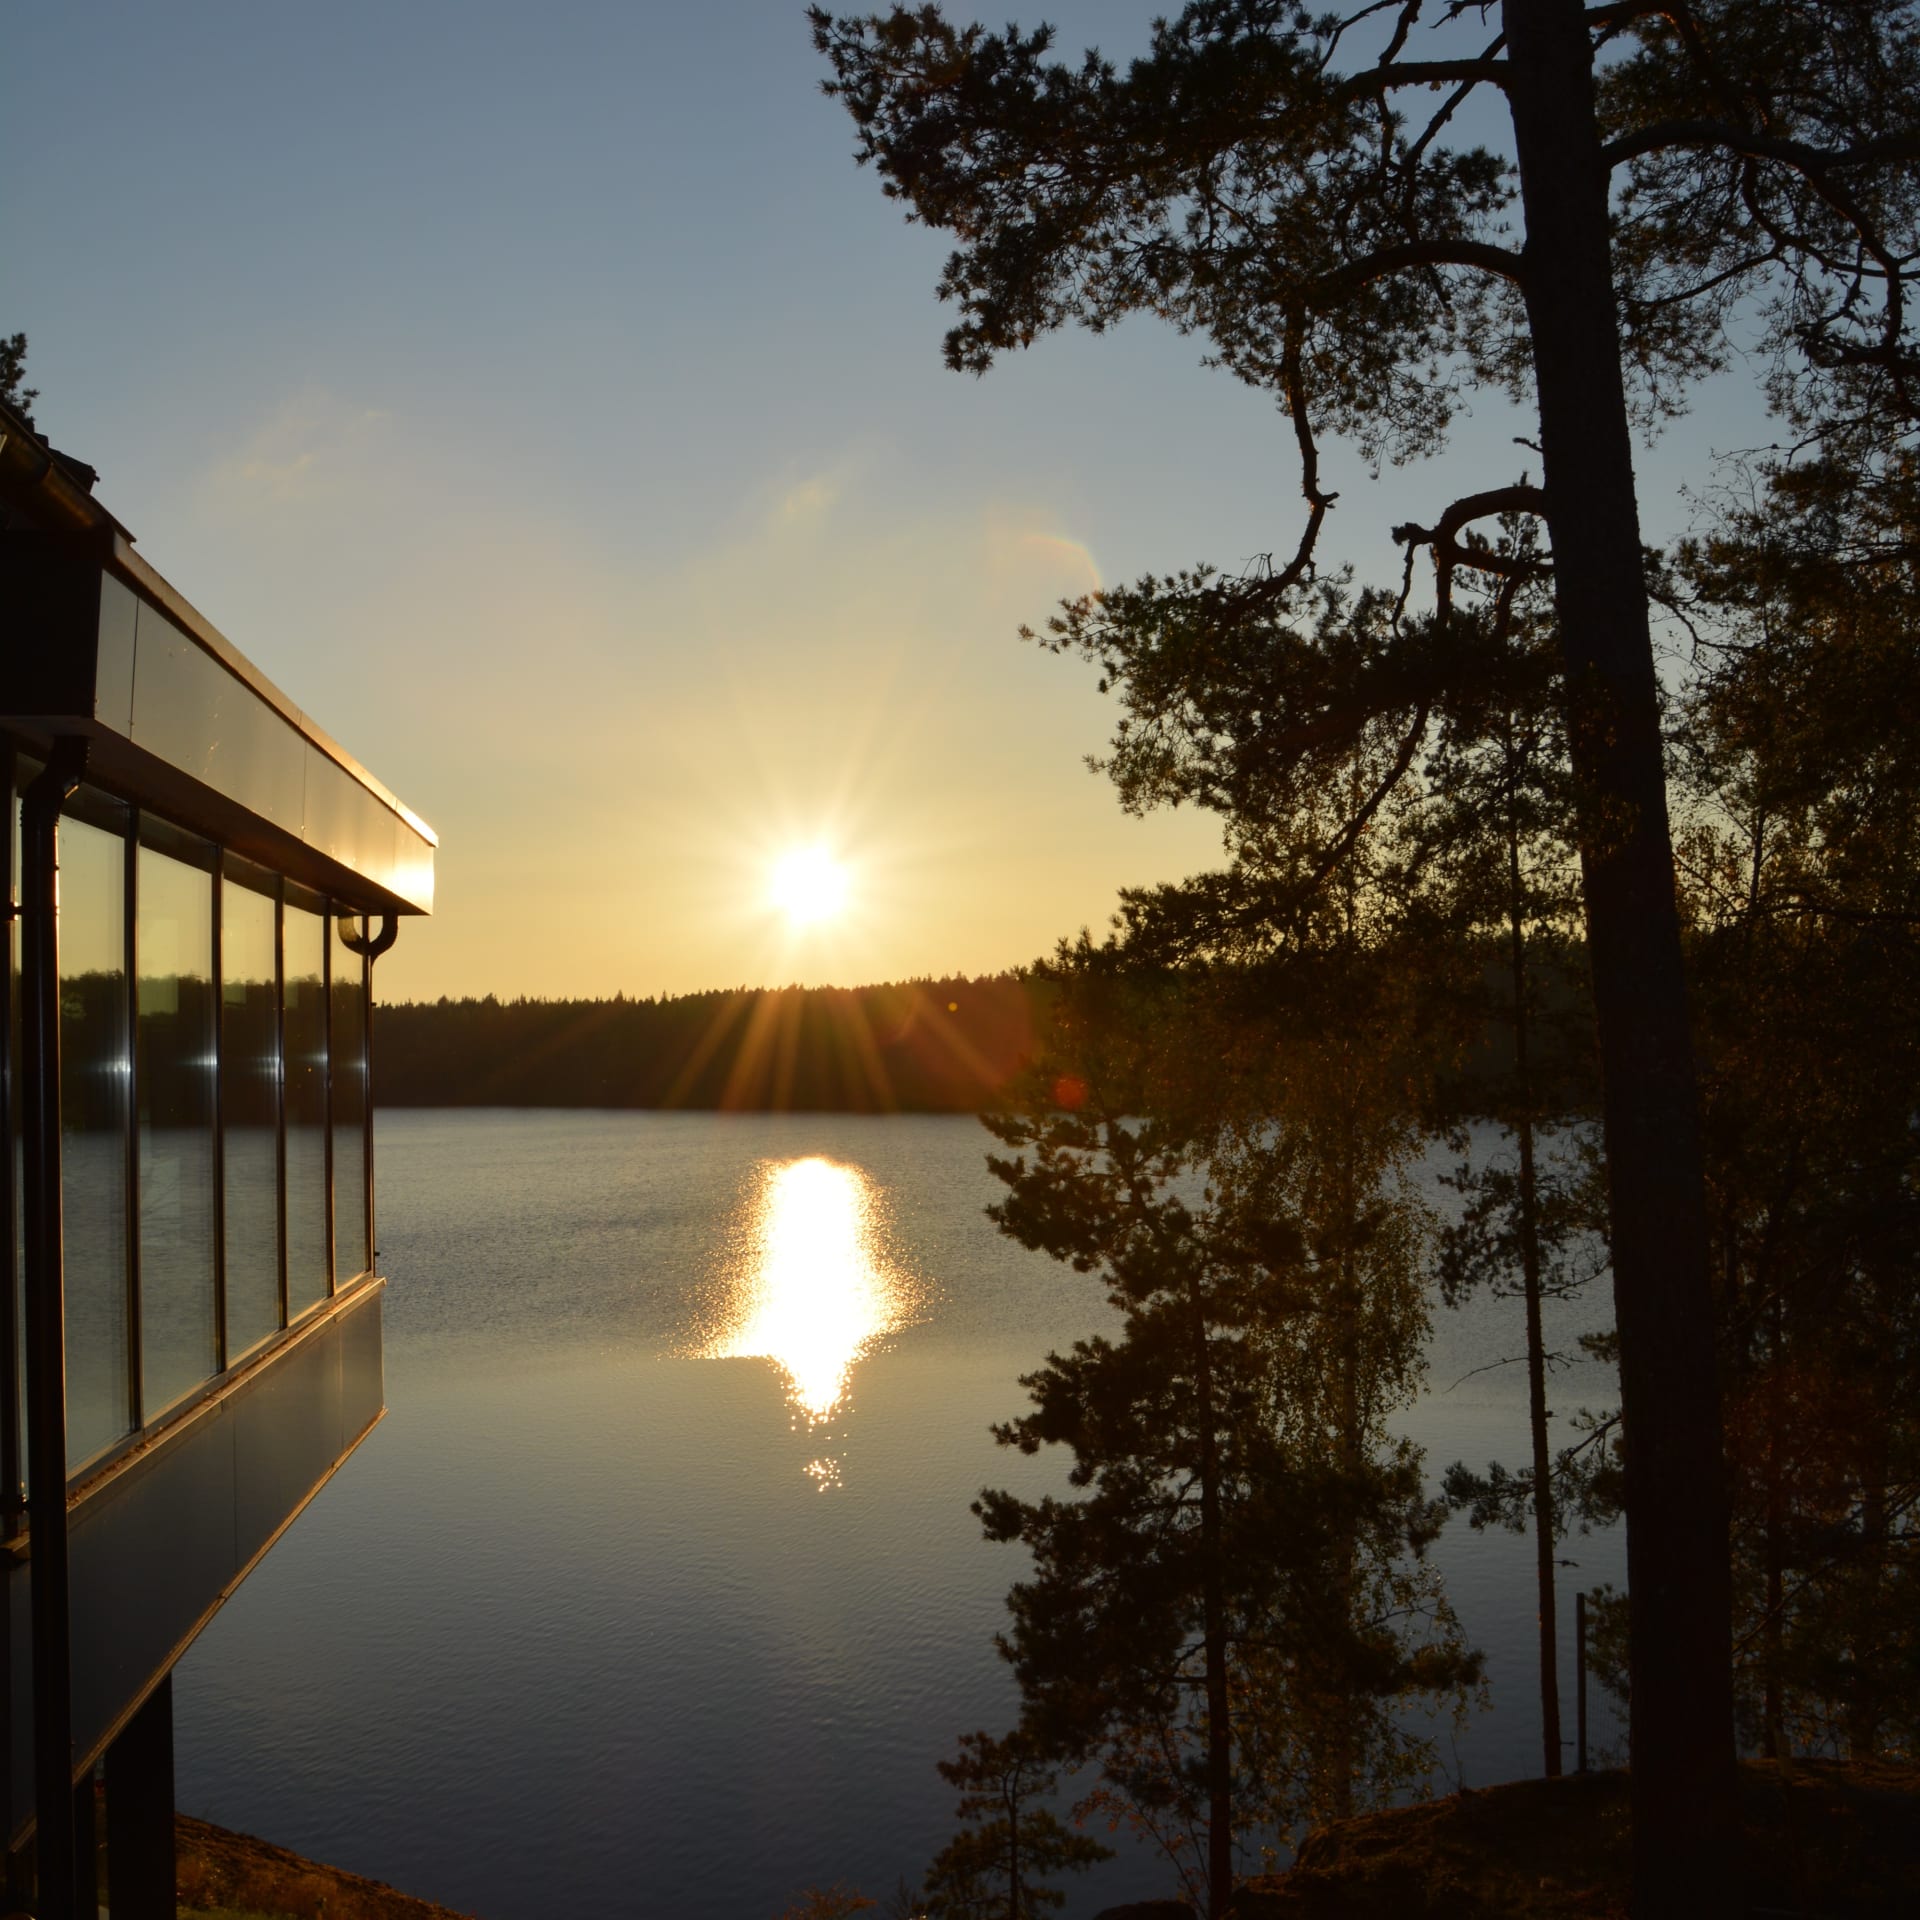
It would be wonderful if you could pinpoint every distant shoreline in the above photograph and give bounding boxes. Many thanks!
[372,975,1042,1115]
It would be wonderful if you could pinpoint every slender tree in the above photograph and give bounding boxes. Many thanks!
[811,5,1920,1900]
[1396,552,1602,1777]
[920,1730,1110,1920]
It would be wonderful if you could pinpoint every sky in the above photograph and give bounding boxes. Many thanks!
[5,2,1775,1003]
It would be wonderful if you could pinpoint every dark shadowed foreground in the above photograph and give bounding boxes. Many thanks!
[1232,1762,1920,1918]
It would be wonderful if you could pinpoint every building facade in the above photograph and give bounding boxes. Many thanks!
[2,396,435,1918]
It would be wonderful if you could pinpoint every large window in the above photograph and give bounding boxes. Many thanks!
[136,837,219,1415]
[59,806,132,1468]
[221,871,282,1357]
[283,901,330,1317]
[1,773,385,1476]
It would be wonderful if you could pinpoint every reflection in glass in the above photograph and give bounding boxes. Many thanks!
[330,927,369,1280]
[58,811,131,1466]
[704,1159,914,1482]
[130,601,306,831]
[284,904,328,1313]
[137,846,218,1414]
[222,877,281,1355]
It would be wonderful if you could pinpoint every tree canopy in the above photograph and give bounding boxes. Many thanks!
[813,3,1920,1908]
[0,332,37,427]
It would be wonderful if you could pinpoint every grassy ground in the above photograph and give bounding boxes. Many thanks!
[1231,1760,1920,1918]
[174,1814,480,1920]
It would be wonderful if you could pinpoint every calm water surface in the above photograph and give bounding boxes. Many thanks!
[174,1110,1624,1918]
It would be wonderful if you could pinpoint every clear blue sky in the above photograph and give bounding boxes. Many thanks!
[5,2,1770,1001]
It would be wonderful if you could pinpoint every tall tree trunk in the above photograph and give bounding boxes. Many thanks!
[1762,1280,1786,1759]
[1009,1789,1022,1920]
[1507,787,1563,1777]
[1327,1022,1362,1825]
[1503,3,1737,1909]
[1847,1282,1894,1762]
[1192,1282,1234,1918]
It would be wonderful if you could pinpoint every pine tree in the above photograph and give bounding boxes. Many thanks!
[0,332,38,427]
[920,1731,1110,1920]
[811,7,1920,1899]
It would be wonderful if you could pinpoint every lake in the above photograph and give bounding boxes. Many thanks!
[173,1109,1626,1919]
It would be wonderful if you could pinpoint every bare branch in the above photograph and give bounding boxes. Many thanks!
[1393,484,1549,573]
[1305,239,1526,309]
[1604,120,1920,175]
[1403,34,1507,179]
[1333,57,1510,103]
[1292,698,1433,905]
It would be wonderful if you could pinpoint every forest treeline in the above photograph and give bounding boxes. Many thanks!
[371,959,1590,1115]
[372,976,1046,1113]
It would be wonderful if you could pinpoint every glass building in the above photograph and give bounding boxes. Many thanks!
[2,397,435,1919]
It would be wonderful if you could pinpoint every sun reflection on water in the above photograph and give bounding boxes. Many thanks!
[703,1157,915,1478]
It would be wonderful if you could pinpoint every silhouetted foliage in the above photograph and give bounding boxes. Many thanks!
[1671,447,1920,1763]
[0,332,35,427]
[978,953,1478,1916]
[814,6,1920,1894]
[373,976,1042,1113]
[775,1884,878,1920]
[917,1730,1110,1919]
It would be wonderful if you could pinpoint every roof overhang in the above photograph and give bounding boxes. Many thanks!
[2,414,434,914]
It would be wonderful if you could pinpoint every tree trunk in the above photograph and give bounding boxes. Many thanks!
[1006,1766,1023,1920]
[1507,789,1563,1778]
[1192,1283,1234,1919]
[1762,1281,1785,1759]
[1502,3,1737,1910]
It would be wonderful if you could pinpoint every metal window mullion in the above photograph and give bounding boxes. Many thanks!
[274,881,288,1332]
[123,810,142,1437]
[21,741,88,1920]
[210,860,227,1375]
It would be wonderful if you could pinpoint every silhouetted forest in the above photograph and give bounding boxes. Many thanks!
[370,955,1591,1117]
[371,976,1047,1113]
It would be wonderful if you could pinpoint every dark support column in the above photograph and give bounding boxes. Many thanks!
[105,1675,176,1920]
[69,1770,96,1918]
[22,739,90,1920]
[3,1834,30,1913]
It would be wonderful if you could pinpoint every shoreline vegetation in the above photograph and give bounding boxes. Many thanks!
[179,1758,1920,1920]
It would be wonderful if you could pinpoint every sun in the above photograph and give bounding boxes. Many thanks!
[768,845,851,928]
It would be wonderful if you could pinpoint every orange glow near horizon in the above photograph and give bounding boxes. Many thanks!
[703,1158,916,1478]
